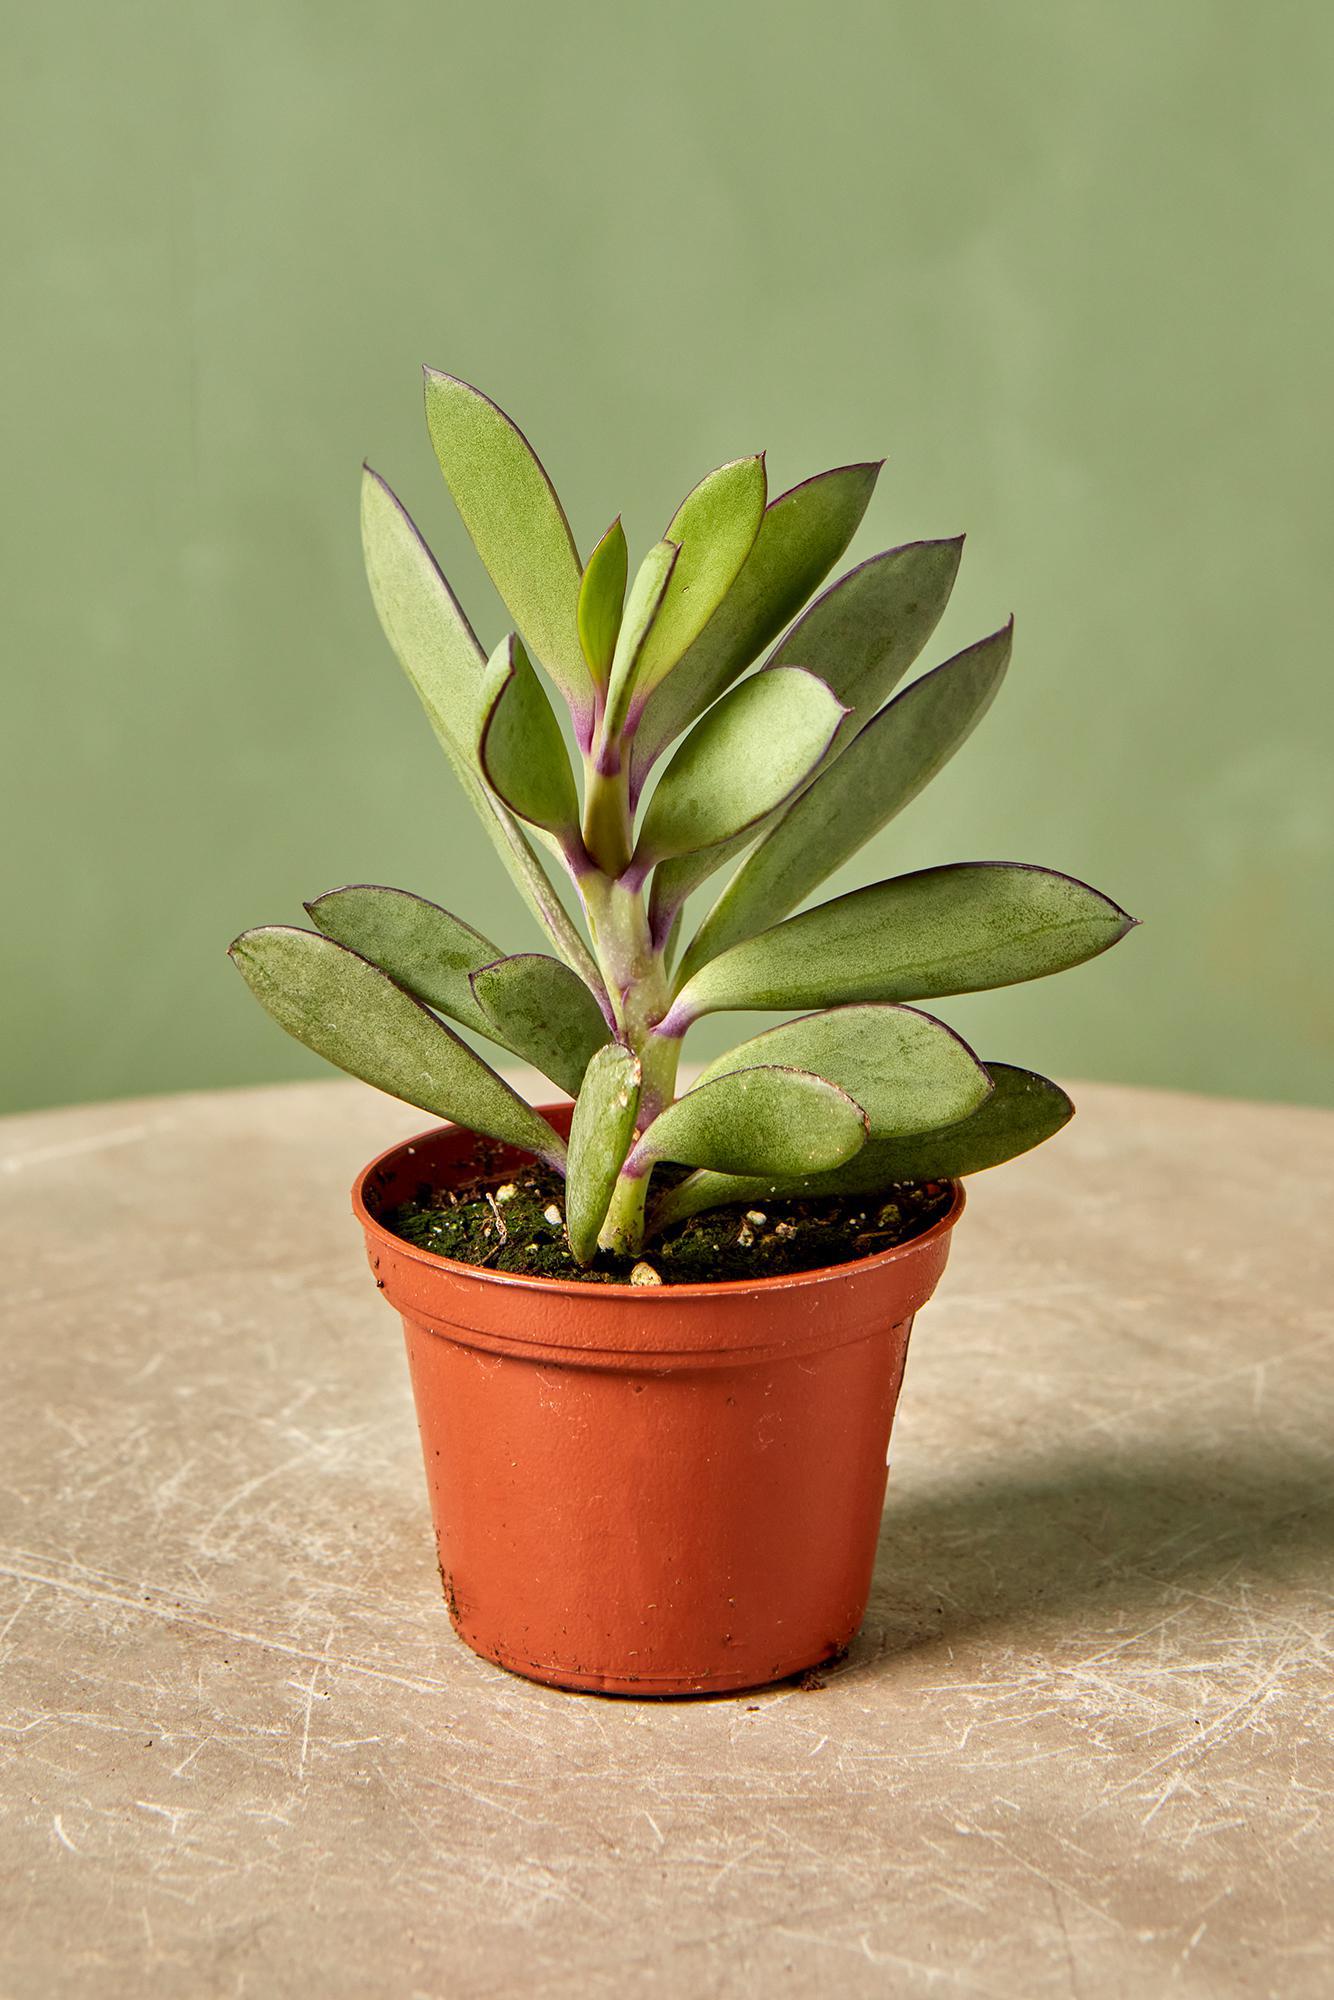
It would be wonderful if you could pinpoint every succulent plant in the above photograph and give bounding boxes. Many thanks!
[230,372,1136,1263]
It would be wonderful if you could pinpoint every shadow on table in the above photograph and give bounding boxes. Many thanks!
[851,1437,1334,1668]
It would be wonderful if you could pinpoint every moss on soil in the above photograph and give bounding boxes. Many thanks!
[385,1156,952,1286]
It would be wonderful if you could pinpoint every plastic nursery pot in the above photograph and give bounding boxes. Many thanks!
[353,1106,964,1698]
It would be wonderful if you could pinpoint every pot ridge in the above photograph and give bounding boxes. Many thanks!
[354,1113,963,1368]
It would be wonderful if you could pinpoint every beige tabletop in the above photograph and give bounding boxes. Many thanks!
[2,1075,1331,1998]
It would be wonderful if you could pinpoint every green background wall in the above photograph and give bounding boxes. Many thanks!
[4,1,1331,1115]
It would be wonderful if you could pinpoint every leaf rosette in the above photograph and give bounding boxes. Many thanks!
[232,372,1136,1265]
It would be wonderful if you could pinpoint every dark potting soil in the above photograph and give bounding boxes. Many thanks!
[384,1152,953,1287]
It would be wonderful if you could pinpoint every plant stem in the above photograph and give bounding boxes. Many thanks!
[599,1163,650,1255]
[581,730,633,877]
[579,868,684,1256]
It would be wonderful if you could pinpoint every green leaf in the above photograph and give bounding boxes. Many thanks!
[691,1004,992,1139]
[789,1062,1074,1192]
[565,1043,642,1264]
[634,668,846,867]
[648,1064,1073,1230]
[647,539,973,944]
[305,884,502,1038]
[601,539,680,744]
[680,622,1012,979]
[422,369,592,733]
[629,455,768,703]
[478,634,581,838]
[361,464,486,762]
[360,468,601,989]
[769,537,965,735]
[578,517,628,684]
[469,953,612,1097]
[633,1066,868,1177]
[669,864,1137,1025]
[228,926,565,1167]
[630,462,881,789]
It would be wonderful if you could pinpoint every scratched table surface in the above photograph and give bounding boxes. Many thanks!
[2,1076,1332,1999]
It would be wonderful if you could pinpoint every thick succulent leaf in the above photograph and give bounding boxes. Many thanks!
[228,926,565,1167]
[679,623,1012,979]
[565,1043,642,1264]
[648,540,975,942]
[783,1062,1074,1193]
[478,634,581,837]
[628,456,767,704]
[629,462,881,791]
[691,1004,992,1139]
[769,538,965,737]
[635,668,846,867]
[669,863,1137,1025]
[360,469,600,988]
[633,1065,868,1177]
[305,884,502,1038]
[648,1064,1073,1230]
[469,953,611,1097]
[422,370,592,733]
[361,464,486,760]
[578,517,628,683]
[601,539,680,743]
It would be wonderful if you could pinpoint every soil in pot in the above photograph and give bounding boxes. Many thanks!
[384,1144,954,1286]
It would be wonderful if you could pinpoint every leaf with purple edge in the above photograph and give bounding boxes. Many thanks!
[628,455,768,703]
[305,883,502,1038]
[469,953,612,1098]
[678,622,1012,981]
[632,1066,869,1178]
[227,926,566,1168]
[477,634,581,839]
[690,1004,992,1140]
[646,1064,1073,1232]
[634,668,846,868]
[578,517,628,684]
[361,463,486,759]
[646,538,971,945]
[423,369,592,731]
[629,462,881,790]
[360,468,602,991]
[768,537,965,741]
[565,1043,642,1264]
[601,539,680,746]
[669,863,1138,1024]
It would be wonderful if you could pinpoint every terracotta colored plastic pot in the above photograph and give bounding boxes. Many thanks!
[354,1107,963,1697]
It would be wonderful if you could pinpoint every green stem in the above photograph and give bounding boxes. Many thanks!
[578,870,685,1257]
[581,732,633,877]
[599,1166,649,1256]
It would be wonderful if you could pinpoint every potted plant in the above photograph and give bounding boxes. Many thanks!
[230,370,1135,1696]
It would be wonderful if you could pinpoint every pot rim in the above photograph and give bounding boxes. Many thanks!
[352,1116,966,1304]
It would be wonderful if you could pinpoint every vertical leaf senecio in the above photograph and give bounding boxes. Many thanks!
[231,373,1136,1266]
